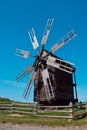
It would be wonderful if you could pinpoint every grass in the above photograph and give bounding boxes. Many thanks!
[0,98,87,126]
[0,111,87,126]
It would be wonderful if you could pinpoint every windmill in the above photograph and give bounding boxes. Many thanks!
[15,18,78,105]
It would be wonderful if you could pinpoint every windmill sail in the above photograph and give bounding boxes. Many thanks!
[41,18,54,45]
[23,71,37,99]
[28,28,39,50]
[15,48,30,59]
[16,65,33,82]
[41,68,54,101]
[51,29,77,53]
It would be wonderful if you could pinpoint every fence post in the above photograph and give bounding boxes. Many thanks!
[85,101,87,113]
[11,102,14,113]
[33,103,38,116]
[80,101,82,109]
[69,102,74,119]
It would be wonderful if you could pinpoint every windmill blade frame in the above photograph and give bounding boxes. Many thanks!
[15,48,30,59]
[16,65,33,82]
[23,71,37,99]
[41,68,55,101]
[51,29,77,53]
[28,28,39,50]
[41,18,54,47]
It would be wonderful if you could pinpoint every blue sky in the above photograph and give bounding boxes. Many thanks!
[0,0,87,102]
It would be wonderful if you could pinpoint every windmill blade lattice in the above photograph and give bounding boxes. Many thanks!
[15,48,30,59]
[16,65,33,82]
[23,71,37,99]
[41,68,55,101]
[28,28,39,50]
[41,18,54,47]
[51,29,76,53]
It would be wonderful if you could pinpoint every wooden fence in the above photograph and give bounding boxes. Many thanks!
[0,102,34,114]
[73,102,87,119]
[0,101,87,119]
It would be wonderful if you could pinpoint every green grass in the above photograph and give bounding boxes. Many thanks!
[0,98,87,126]
[37,110,69,116]
[0,111,87,126]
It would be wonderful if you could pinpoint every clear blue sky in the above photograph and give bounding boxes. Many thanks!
[0,0,87,102]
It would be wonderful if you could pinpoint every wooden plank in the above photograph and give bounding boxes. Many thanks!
[0,107,11,109]
[0,104,12,106]
[36,105,70,108]
[40,110,69,113]
[14,103,34,107]
[14,110,34,115]
[36,114,72,119]
[14,107,33,111]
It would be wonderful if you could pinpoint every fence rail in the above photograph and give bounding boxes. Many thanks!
[0,101,87,119]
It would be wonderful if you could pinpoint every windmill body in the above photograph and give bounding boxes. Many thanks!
[15,18,78,105]
[34,49,77,105]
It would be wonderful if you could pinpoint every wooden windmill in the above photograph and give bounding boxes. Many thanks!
[15,18,78,105]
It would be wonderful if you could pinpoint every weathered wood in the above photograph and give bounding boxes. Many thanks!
[0,102,87,119]
[34,49,78,106]
[13,107,33,110]
[40,110,69,113]
[85,101,87,112]
[0,107,11,109]
[14,111,33,115]
[35,115,72,119]
[36,105,70,108]
[14,103,34,107]
[11,102,15,112]
[69,102,74,119]
[34,50,76,106]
